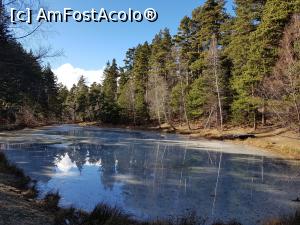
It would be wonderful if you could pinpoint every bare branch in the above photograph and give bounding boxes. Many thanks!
[15,22,43,39]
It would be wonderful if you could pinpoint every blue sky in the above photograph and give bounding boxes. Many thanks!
[24,0,234,88]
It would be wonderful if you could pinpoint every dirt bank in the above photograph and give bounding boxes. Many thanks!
[187,127,300,160]
[0,153,55,225]
[0,182,54,225]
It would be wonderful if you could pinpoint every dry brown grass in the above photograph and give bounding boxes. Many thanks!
[153,123,300,160]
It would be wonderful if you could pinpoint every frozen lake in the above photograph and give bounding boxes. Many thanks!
[0,125,299,224]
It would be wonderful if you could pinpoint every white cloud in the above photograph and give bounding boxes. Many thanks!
[53,63,104,89]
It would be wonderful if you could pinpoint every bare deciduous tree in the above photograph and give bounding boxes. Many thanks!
[208,34,224,130]
[263,15,300,131]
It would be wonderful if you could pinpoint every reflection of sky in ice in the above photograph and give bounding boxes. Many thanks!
[39,152,124,211]
[0,125,299,224]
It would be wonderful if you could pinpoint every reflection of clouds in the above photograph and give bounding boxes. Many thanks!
[114,174,144,185]
[55,153,77,173]
[54,153,103,174]
[85,157,102,167]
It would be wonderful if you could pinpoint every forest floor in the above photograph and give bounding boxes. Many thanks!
[80,122,300,160]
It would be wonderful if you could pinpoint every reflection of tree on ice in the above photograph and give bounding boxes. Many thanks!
[211,151,222,217]
[114,152,119,174]
[153,143,160,190]
[261,156,264,183]
[179,143,188,193]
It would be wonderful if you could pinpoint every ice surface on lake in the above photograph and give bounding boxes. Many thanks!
[0,125,299,224]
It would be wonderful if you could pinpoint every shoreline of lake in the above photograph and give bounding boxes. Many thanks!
[1,121,300,160]
[76,122,300,160]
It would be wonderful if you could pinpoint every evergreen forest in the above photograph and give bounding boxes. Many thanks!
[1,0,300,132]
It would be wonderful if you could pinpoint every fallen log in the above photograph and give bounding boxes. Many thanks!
[216,134,256,141]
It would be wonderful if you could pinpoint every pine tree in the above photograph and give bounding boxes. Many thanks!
[88,82,103,121]
[190,0,229,74]
[174,16,196,128]
[57,84,69,121]
[101,59,120,123]
[228,0,267,126]
[133,43,151,124]
[207,35,224,130]
[117,48,136,123]
[186,77,207,120]
[41,65,60,116]
[148,29,176,127]
[66,85,77,122]
[186,35,225,128]
[183,0,230,128]
[227,0,266,81]
[232,0,297,128]
[102,59,119,101]
[118,79,136,123]
[174,16,194,76]
[0,0,11,41]
[122,48,135,75]
[75,76,89,121]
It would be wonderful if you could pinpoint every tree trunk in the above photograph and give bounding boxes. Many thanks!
[162,95,176,131]
[261,100,266,126]
[251,84,256,131]
[154,74,161,128]
[180,73,191,130]
[205,107,214,129]
[253,112,257,131]
[211,35,223,131]
[287,71,300,132]
[130,80,136,126]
